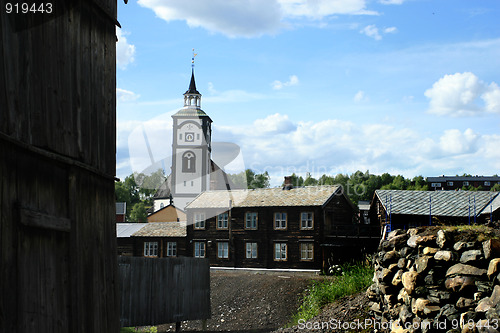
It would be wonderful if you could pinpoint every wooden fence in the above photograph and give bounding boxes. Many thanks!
[118,256,211,327]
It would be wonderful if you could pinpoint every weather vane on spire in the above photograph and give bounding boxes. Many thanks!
[191,48,197,69]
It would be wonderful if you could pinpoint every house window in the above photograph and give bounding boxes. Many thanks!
[182,151,196,173]
[167,242,177,257]
[160,202,164,209]
[447,181,453,186]
[300,243,314,261]
[194,242,206,258]
[245,212,258,229]
[274,243,287,261]
[431,183,441,188]
[246,242,258,259]
[274,212,287,229]
[217,213,228,229]
[194,213,205,229]
[217,242,229,259]
[144,241,158,257]
[301,212,314,229]
[463,181,469,186]
[485,181,491,186]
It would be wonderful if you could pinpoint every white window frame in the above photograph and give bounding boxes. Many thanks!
[194,241,206,258]
[300,242,314,261]
[166,242,177,257]
[217,213,228,229]
[274,242,287,261]
[485,181,491,186]
[217,242,229,259]
[301,212,314,230]
[431,183,441,188]
[144,241,158,257]
[274,212,287,230]
[446,181,453,186]
[194,212,206,229]
[245,212,258,229]
[463,181,469,186]
[246,242,258,259]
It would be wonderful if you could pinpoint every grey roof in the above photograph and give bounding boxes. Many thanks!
[375,190,500,217]
[358,200,370,211]
[132,222,187,238]
[479,194,500,215]
[427,176,500,182]
[116,202,126,215]
[116,223,148,238]
[186,186,341,209]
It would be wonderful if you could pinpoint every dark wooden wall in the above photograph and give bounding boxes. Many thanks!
[0,0,119,332]
[118,256,211,327]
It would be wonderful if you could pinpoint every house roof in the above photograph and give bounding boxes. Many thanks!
[358,200,370,211]
[131,222,187,238]
[186,185,342,209]
[479,194,500,215]
[116,223,148,238]
[375,190,500,217]
[116,202,126,215]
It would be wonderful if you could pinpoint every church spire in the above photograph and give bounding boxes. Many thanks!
[185,69,199,95]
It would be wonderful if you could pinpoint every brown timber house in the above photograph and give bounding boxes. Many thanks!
[185,184,379,270]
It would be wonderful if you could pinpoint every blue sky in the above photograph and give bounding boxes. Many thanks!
[116,0,500,186]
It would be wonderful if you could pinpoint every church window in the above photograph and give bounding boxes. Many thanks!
[197,134,200,140]
[179,133,182,140]
[182,151,196,173]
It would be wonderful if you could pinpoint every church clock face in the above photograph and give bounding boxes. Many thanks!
[185,132,195,142]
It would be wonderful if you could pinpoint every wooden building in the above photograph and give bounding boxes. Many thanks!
[370,189,500,230]
[427,175,500,191]
[185,184,378,270]
[0,1,120,332]
[117,222,188,258]
[147,203,186,222]
[116,202,127,222]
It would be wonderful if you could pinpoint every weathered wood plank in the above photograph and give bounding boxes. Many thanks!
[118,256,211,327]
[19,207,71,232]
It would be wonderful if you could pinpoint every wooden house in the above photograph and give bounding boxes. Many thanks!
[116,202,127,222]
[370,189,500,230]
[147,203,186,223]
[427,175,500,191]
[0,0,120,331]
[185,184,378,270]
[117,223,148,256]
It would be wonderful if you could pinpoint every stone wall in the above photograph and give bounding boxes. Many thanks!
[367,226,500,333]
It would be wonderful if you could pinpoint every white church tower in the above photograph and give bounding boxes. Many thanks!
[170,69,212,210]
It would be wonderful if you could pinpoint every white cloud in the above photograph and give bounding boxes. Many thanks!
[353,90,368,102]
[116,28,136,69]
[117,88,140,102]
[425,72,500,117]
[278,0,377,19]
[360,25,381,40]
[379,0,405,4]
[138,0,283,38]
[253,113,296,134]
[439,129,478,155]
[137,0,378,38]
[272,75,299,90]
[384,26,398,34]
[360,24,397,40]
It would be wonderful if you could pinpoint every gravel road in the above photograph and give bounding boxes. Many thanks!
[158,269,326,332]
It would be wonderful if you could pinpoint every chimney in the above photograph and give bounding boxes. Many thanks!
[283,176,293,190]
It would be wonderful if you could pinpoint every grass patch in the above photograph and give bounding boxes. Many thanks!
[289,261,374,326]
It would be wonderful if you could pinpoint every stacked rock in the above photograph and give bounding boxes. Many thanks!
[367,227,500,333]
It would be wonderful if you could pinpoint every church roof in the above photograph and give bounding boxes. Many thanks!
[185,70,200,95]
[172,108,210,117]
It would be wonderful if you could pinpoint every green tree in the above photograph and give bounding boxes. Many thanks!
[491,183,500,191]
[130,202,147,222]
[248,170,270,189]
[303,172,318,186]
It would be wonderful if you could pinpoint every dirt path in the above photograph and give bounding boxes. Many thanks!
[158,269,326,332]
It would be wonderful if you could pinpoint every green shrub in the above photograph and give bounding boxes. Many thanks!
[290,261,373,325]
